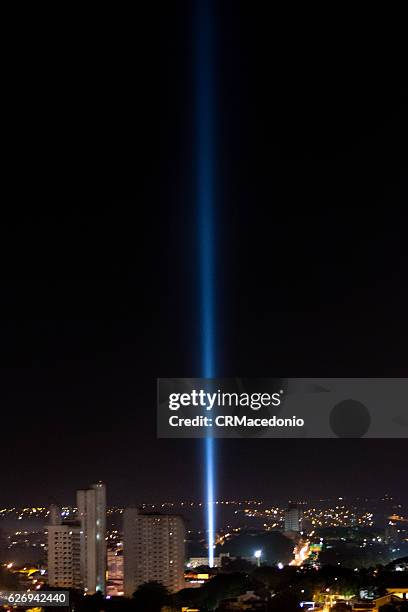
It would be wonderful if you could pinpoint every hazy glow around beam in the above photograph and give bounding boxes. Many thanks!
[196,0,216,568]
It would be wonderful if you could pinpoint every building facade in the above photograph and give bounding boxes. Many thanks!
[77,482,107,594]
[47,504,82,589]
[107,547,124,596]
[123,508,185,596]
[284,503,303,533]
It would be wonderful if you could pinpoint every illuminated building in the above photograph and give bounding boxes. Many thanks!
[284,503,303,533]
[106,547,123,596]
[187,553,229,569]
[123,508,185,595]
[47,504,82,589]
[353,591,408,610]
[77,482,106,594]
[386,587,408,600]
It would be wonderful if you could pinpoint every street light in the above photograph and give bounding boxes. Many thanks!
[254,549,262,567]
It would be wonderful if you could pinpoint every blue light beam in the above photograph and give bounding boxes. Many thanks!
[196,0,216,568]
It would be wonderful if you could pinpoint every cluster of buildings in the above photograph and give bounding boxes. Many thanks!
[47,482,186,597]
[46,494,305,597]
[47,482,107,593]
[37,490,408,608]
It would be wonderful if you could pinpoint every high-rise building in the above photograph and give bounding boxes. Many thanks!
[123,508,185,596]
[47,504,82,589]
[107,547,124,596]
[77,482,107,594]
[284,503,303,533]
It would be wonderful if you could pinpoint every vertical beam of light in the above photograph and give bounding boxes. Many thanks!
[196,0,216,568]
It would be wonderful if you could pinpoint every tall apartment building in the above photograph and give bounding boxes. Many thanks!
[107,547,124,596]
[123,508,185,596]
[47,504,82,589]
[77,482,107,594]
[47,483,107,594]
[284,503,303,533]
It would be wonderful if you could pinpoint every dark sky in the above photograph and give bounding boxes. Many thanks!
[1,3,407,507]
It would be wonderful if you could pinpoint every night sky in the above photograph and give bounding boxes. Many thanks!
[1,3,407,507]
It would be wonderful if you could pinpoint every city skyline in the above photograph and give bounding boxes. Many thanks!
[1,493,407,535]
[1,480,407,609]
[1,490,407,511]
